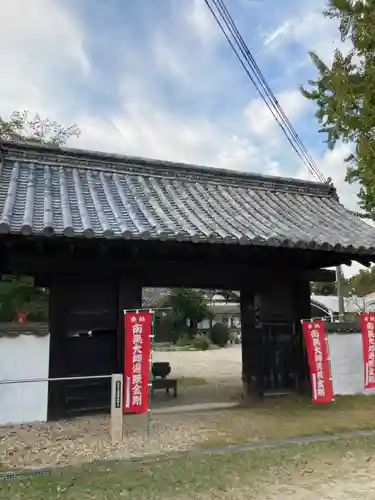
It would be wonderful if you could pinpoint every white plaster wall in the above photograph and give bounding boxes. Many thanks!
[328,333,375,396]
[0,335,50,426]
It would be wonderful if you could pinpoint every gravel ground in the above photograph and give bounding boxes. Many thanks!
[0,411,224,469]
[152,344,242,383]
[0,347,243,469]
[151,345,242,407]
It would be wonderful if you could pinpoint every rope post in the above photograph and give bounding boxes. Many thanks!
[110,373,123,443]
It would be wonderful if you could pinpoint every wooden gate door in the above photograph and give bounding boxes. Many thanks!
[61,282,118,416]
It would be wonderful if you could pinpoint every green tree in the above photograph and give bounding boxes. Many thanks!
[0,110,80,321]
[300,0,375,217]
[0,276,48,321]
[345,266,375,296]
[0,110,80,147]
[163,288,213,341]
[311,281,337,295]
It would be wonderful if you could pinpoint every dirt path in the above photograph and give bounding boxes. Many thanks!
[261,461,375,500]
[188,444,375,499]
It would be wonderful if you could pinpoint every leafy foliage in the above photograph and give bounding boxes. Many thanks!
[0,110,80,147]
[345,266,375,296]
[300,0,375,216]
[162,288,213,342]
[311,281,337,295]
[191,336,210,350]
[176,333,210,350]
[311,265,375,298]
[0,276,48,321]
[209,322,230,347]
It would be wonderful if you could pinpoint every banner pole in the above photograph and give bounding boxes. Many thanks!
[323,318,335,404]
[147,309,155,437]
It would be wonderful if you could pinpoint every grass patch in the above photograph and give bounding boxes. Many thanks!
[200,394,375,448]
[2,434,375,499]
[177,376,208,387]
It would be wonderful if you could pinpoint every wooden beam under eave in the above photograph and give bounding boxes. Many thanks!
[304,269,336,283]
[34,275,51,287]
[8,252,336,283]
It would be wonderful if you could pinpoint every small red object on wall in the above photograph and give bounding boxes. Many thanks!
[14,311,28,324]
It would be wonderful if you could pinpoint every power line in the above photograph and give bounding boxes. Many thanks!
[214,0,325,182]
[206,0,324,182]
[208,0,325,182]
[204,0,326,183]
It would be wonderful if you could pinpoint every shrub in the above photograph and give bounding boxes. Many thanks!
[192,336,210,350]
[176,334,193,347]
[210,322,230,347]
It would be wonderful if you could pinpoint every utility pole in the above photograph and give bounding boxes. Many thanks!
[336,265,345,321]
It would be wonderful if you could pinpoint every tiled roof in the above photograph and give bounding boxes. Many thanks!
[0,322,49,338]
[0,140,375,254]
[312,295,371,314]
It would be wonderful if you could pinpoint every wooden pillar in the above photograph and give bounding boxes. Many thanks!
[253,293,264,398]
[117,279,142,374]
[292,278,311,391]
[240,288,264,399]
[240,288,252,398]
[47,281,68,420]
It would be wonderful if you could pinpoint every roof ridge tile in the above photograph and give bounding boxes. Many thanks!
[0,139,330,196]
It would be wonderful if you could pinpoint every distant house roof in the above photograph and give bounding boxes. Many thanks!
[142,287,171,307]
[1,141,375,255]
[312,294,370,314]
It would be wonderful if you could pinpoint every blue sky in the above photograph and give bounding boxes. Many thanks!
[0,0,368,276]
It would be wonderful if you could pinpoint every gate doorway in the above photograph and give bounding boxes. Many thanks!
[263,322,298,395]
[49,282,119,417]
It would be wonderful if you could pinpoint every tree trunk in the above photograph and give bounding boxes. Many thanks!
[189,319,198,337]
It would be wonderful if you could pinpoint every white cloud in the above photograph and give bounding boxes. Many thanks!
[74,95,271,174]
[150,1,232,97]
[262,6,344,67]
[263,21,292,48]
[244,89,309,137]
[185,0,220,45]
[0,0,89,118]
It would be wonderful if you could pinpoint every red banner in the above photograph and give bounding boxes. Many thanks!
[360,312,375,389]
[301,319,333,403]
[123,310,152,414]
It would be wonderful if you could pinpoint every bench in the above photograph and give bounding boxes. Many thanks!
[151,378,178,397]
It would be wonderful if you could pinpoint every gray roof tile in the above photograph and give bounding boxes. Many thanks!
[0,140,375,254]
